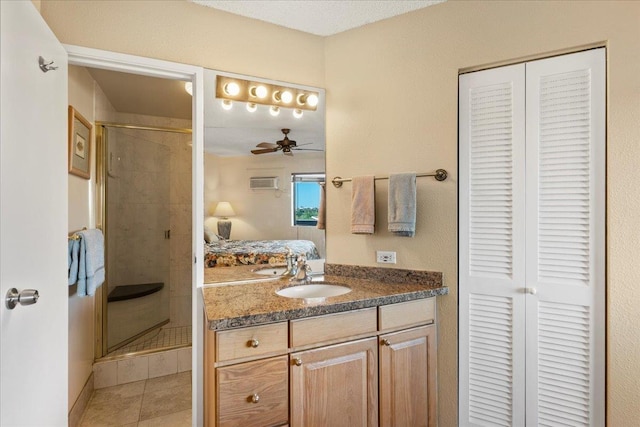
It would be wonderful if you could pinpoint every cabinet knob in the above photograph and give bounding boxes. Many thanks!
[250,393,260,404]
[524,287,537,295]
[382,339,391,347]
[249,339,260,348]
[293,357,303,366]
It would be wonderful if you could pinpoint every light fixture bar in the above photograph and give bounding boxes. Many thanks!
[216,76,319,111]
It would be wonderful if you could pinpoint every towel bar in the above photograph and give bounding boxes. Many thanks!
[331,169,448,188]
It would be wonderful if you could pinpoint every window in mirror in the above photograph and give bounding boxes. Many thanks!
[291,173,325,227]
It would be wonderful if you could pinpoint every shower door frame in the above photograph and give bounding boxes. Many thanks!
[96,122,193,355]
[66,44,205,426]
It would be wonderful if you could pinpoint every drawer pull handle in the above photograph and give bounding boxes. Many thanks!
[382,339,391,347]
[249,339,260,348]
[250,393,260,404]
[293,357,303,366]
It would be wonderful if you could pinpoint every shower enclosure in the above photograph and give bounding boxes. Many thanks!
[96,122,192,358]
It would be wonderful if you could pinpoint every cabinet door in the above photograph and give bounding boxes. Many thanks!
[217,355,289,427]
[379,325,437,427]
[290,337,378,427]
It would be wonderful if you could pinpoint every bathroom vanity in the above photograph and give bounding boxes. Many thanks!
[202,264,447,427]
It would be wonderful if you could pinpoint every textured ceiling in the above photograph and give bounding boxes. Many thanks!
[191,0,446,36]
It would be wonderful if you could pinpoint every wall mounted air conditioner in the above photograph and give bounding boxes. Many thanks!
[250,176,279,190]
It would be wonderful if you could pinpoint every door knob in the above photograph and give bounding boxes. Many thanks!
[5,288,39,310]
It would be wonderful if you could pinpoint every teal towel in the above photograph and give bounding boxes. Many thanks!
[68,239,80,285]
[77,229,105,297]
[388,173,417,237]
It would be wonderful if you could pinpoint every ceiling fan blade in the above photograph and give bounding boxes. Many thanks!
[292,148,324,152]
[257,142,278,149]
[251,148,278,155]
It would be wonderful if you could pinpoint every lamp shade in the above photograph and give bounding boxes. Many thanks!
[213,202,235,218]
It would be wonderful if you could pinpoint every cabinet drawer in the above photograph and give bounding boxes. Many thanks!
[217,322,288,363]
[217,355,289,427]
[378,298,435,332]
[290,308,377,349]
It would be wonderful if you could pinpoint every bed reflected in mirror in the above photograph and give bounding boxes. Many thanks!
[203,69,325,284]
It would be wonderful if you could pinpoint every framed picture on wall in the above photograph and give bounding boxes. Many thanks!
[68,105,92,179]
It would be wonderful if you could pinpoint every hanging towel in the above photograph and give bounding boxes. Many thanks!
[317,182,326,230]
[388,173,417,237]
[68,238,80,285]
[351,175,375,234]
[77,229,105,297]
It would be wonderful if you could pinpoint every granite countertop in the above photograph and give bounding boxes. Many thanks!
[202,264,448,330]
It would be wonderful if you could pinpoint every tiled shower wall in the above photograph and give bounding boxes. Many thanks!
[106,113,192,345]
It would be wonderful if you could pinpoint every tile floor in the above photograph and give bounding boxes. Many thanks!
[107,326,192,357]
[80,371,191,426]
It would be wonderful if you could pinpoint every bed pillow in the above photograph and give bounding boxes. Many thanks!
[204,226,218,243]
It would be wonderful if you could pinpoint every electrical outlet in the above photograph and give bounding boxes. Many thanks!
[376,251,397,264]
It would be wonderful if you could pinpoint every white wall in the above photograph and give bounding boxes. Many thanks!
[67,65,115,411]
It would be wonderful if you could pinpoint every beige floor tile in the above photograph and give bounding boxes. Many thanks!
[144,371,191,394]
[79,393,143,426]
[137,409,191,427]
[92,380,146,404]
[139,383,191,421]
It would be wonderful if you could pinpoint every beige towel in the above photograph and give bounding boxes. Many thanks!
[351,175,375,234]
[317,182,326,230]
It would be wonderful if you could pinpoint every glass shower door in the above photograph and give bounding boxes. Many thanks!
[105,127,171,352]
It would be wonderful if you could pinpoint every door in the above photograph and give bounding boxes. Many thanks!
[459,63,527,426]
[524,49,605,426]
[379,325,437,427]
[290,338,378,427]
[459,49,605,426]
[1,2,69,425]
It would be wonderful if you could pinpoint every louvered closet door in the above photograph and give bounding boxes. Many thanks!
[524,49,605,427]
[459,64,527,427]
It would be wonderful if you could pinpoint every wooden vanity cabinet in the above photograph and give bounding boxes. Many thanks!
[205,298,438,427]
[217,355,289,427]
[290,337,378,427]
[379,325,437,427]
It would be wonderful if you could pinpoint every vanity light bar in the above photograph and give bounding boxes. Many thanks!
[216,76,319,112]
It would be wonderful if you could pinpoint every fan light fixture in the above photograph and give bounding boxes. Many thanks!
[216,76,319,113]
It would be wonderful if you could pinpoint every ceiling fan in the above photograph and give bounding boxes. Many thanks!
[251,129,322,156]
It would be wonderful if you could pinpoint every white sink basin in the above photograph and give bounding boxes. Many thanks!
[253,267,287,276]
[276,283,351,299]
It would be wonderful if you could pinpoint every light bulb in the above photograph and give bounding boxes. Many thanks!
[246,102,257,112]
[223,81,240,96]
[293,109,303,119]
[221,99,233,110]
[184,82,193,96]
[307,94,319,107]
[281,90,293,104]
[269,106,280,116]
[250,85,268,99]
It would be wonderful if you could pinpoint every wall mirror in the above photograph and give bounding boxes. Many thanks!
[202,69,326,283]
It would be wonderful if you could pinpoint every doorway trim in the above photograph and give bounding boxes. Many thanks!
[65,44,205,426]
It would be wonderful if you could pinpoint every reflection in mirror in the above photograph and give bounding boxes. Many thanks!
[202,70,325,283]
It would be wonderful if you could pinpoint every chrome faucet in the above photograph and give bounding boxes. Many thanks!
[281,247,297,277]
[290,255,312,284]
